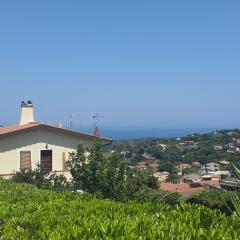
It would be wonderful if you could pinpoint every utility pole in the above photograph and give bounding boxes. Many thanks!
[93,113,104,136]
[68,113,74,129]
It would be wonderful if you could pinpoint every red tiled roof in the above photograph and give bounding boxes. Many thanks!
[0,122,41,135]
[0,122,112,142]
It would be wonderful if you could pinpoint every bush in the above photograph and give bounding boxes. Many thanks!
[1,180,240,239]
[12,165,68,191]
[187,190,234,215]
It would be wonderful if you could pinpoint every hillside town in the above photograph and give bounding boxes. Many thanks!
[109,131,240,196]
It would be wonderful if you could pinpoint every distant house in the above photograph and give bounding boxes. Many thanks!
[178,140,198,146]
[214,145,223,151]
[214,171,230,178]
[227,143,235,148]
[142,153,156,161]
[201,162,219,175]
[217,160,230,168]
[153,171,169,182]
[191,161,201,168]
[156,143,168,151]
[177,163,191,170]
[135,162,148,170]
[184,141,197,145]
[226,143,240,153]
[0,101,111,178]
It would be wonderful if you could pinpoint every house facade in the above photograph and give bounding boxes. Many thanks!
[0,101,111,178]
[201,162,219,175]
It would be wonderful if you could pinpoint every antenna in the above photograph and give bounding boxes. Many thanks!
[93,113,104,136]
[68,113,74,129]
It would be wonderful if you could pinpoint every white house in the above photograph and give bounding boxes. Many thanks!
[0,101,111,178]
[201,162,219,175]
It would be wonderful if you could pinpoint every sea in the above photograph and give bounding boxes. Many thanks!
[77,126,218,140]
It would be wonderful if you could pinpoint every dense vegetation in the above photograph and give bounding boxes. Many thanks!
[68,142,159,201]
[187,190,233,215]
[1,180,240,239]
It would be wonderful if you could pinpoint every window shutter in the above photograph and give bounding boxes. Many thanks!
[20,151,31,170]
[62,152,68,171]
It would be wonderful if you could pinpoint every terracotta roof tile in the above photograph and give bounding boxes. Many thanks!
[0,122,112,142]
[0,122,41,135]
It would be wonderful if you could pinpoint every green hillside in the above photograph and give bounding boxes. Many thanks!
[107,129,240,173]
[0,180,240,239]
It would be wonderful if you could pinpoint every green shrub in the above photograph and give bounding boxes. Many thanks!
[188,190,233,215]
[0,180,240,239]
[12,165,68,191]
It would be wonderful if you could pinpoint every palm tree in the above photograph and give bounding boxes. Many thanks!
[228,165,240,217]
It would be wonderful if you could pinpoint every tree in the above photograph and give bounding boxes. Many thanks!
[67,144,90,191]
[68,140,129,200]
[12,164,67,190]
[68,140,160,201]
[158,161,177,174]
[166,174,181,183]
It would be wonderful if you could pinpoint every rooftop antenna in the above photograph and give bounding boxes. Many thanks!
[68,113,74,129]
[93,113,104,136]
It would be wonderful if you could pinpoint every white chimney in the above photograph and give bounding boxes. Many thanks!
[20,101,35,125]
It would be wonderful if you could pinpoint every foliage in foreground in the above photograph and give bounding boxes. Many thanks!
[188,189,234,215]
[228,165,240,217]
[12,164,68,191]
[1,180,240,239]
[68,142,161,202]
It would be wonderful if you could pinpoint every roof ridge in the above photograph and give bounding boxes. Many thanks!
[0,122,112,142]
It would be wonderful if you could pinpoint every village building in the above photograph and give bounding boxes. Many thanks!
[142,152,156,161]
[217,160,230,168]
[183,140,198,145]
[191,161,201,167]
[156,142,168,151]
[0,101,111,178]
[135,161,148,170]
[153,171,169,182]
[201,162,219,175]
[177,163,191,170]
[214,145,223,151]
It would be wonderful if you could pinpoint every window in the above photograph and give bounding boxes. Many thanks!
[62,152,68,171]
[40,150,52,172]
[20,151,31,170]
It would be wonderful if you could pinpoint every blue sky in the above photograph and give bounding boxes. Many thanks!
[0,1,240,129]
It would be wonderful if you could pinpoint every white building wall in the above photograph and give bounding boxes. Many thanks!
[0,128,93,176]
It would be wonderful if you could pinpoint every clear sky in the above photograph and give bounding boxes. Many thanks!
[0,1,240,129]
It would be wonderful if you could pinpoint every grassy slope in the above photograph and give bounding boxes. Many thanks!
[0,180,240,239]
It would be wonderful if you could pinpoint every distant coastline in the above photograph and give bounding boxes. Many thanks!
[76,126,219,140]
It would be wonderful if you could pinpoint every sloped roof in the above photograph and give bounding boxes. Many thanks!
[0,122,112,142]
[218,160,230,165]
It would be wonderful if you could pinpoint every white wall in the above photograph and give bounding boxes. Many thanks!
[0,128,93,176]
